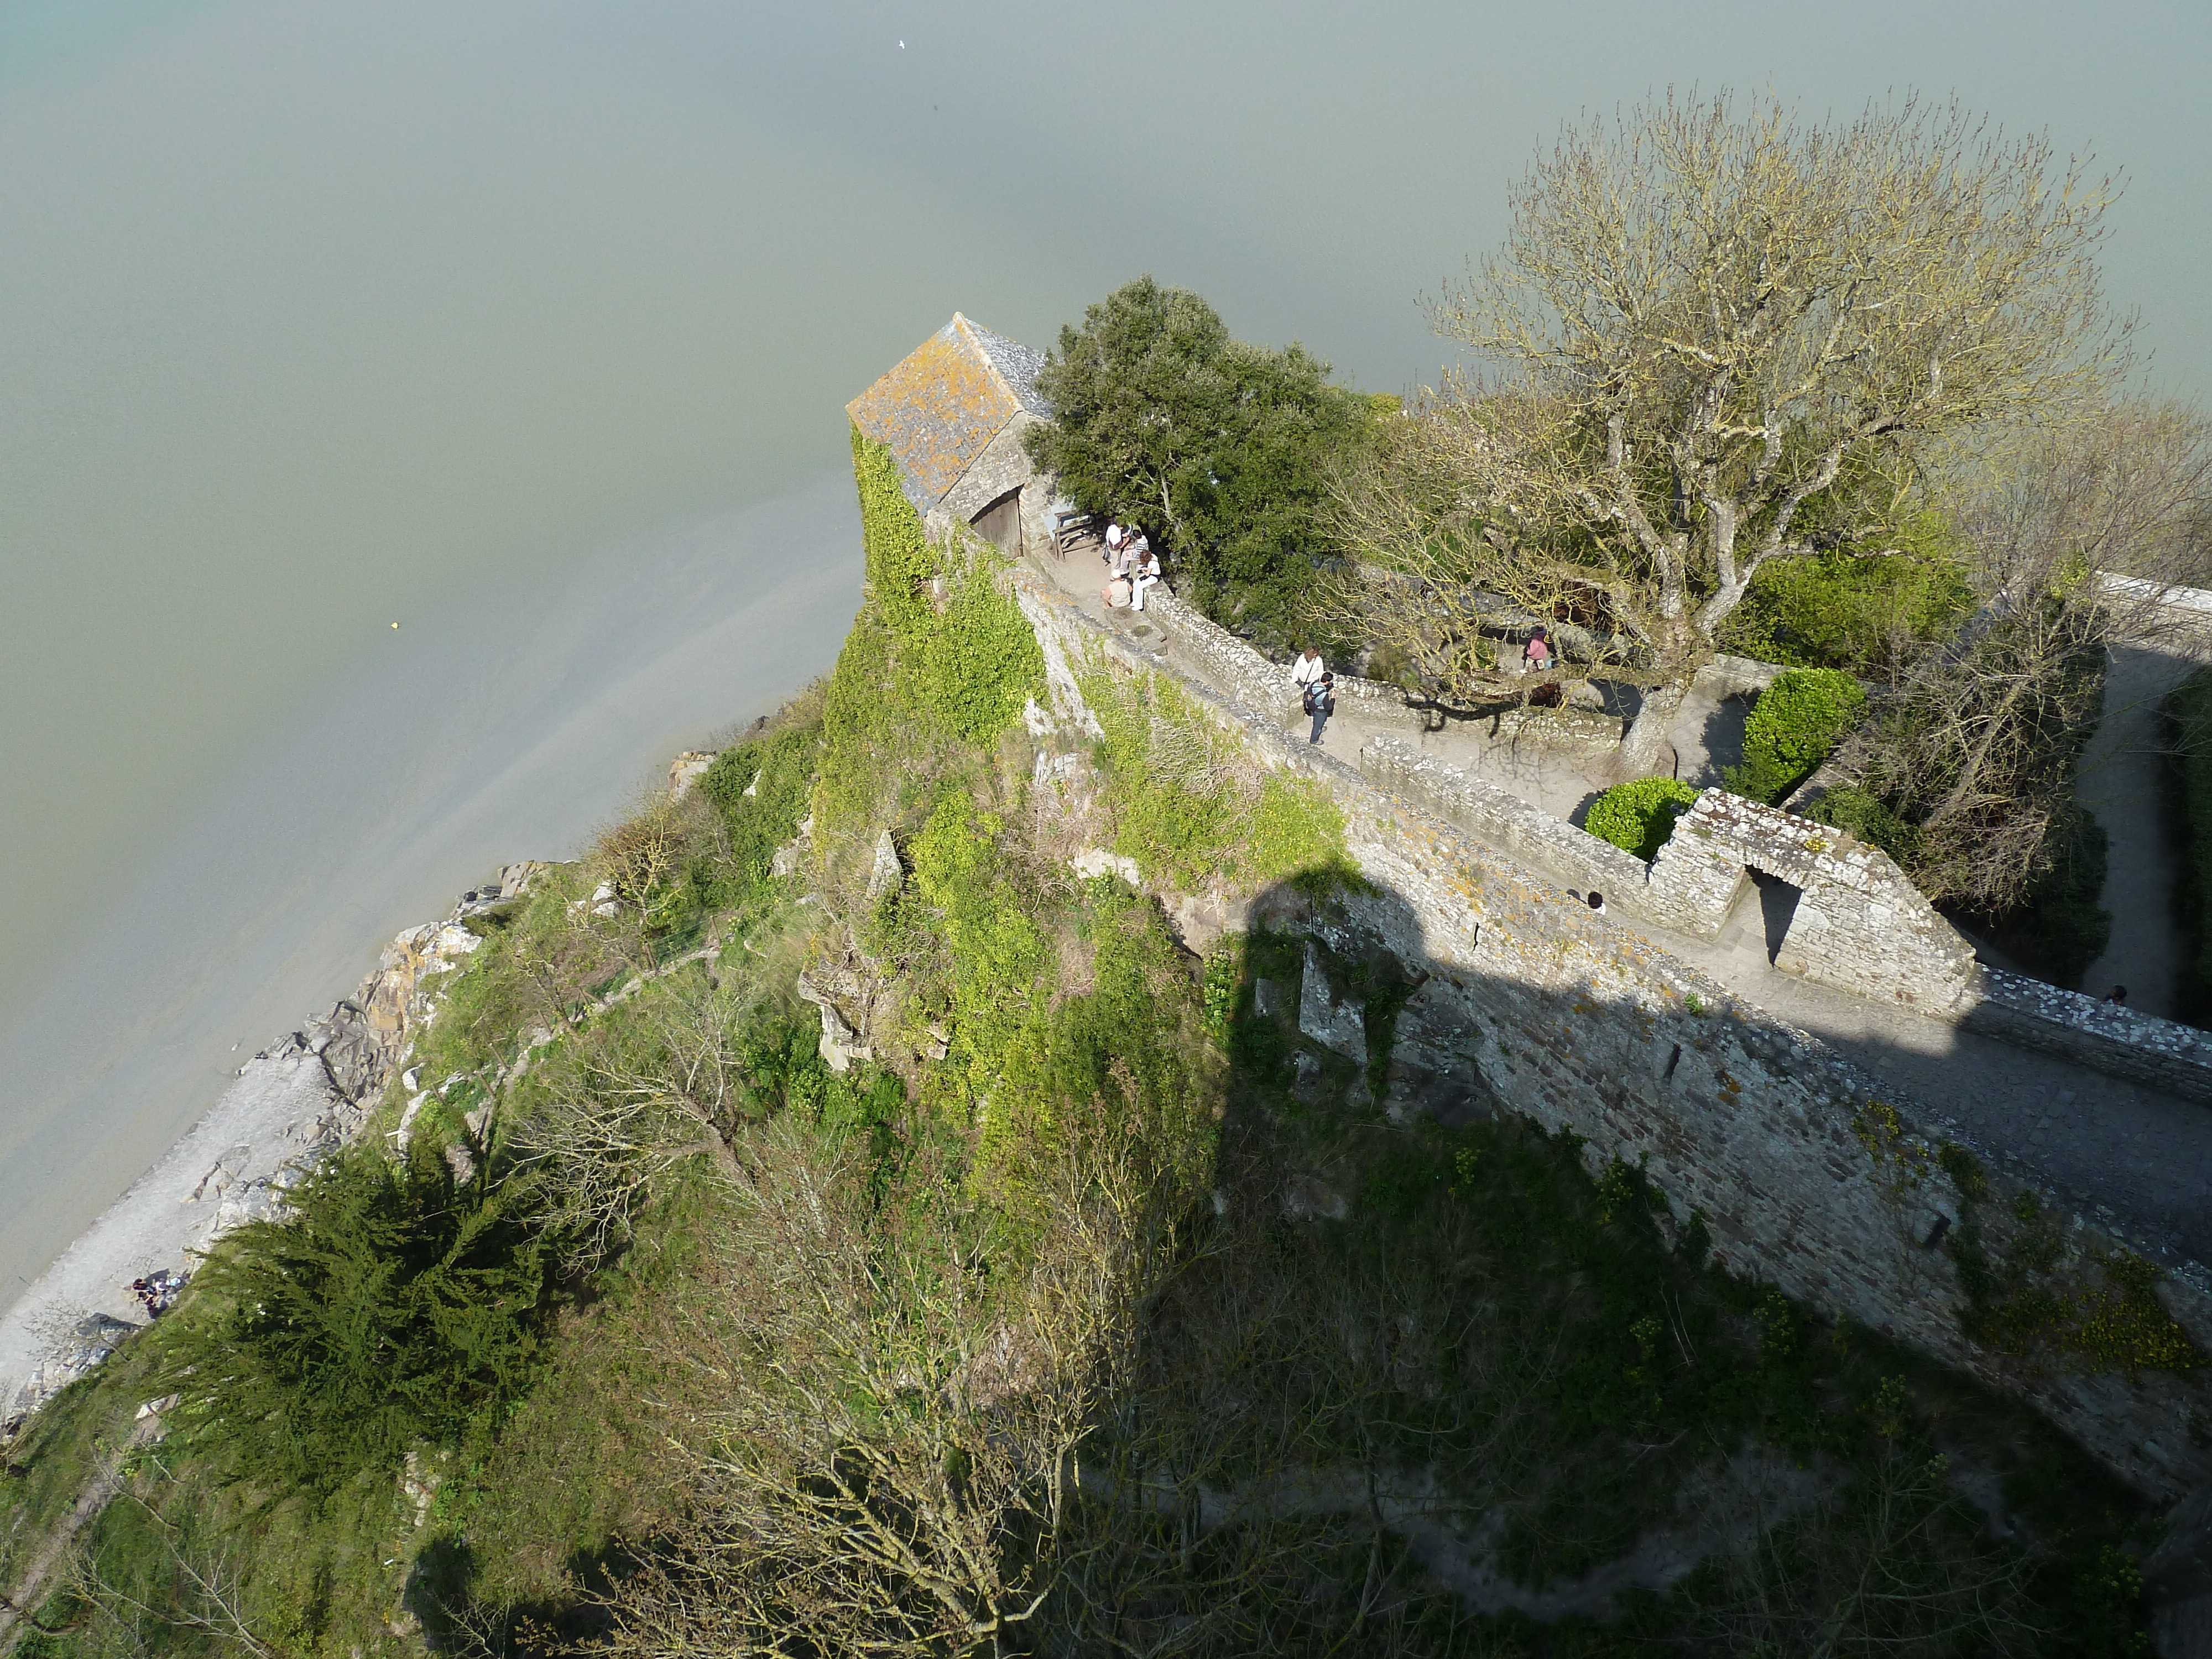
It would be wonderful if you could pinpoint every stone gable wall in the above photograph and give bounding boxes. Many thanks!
[1007,560,2212,1503]
[1646,791,1979,1008]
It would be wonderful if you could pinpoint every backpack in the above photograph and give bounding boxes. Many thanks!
[1302,674,1334,716]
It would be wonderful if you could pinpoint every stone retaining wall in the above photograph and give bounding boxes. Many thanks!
[1010,559,2212,1503]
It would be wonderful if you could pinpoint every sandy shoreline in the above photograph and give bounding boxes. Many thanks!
[0,901,492,1427]
[0,1042,347,1422]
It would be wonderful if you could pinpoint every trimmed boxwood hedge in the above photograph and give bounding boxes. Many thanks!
[1587,776,1700,862]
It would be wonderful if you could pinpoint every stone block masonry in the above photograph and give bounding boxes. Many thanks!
[1646,791,1978,1009]
[1362,735,1979,1012]
[1961,968,2212,1106]
[1007,559,2212,1503]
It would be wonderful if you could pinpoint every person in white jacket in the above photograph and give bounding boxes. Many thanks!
[1291,646,1332,744]
[1129,540,1161,611]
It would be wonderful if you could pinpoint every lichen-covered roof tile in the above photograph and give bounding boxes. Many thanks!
[846,312,1051,512]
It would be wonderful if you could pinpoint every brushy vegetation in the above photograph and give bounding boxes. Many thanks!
[1716,518,1979,675]
[1726,667,1867,806]
[1585,775,1701,861]
[1807,783,1922,865]
[0,434,2169,1659]
[1079,658,1358,897]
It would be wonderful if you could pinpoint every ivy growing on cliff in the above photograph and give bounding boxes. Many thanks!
[813,430,1045,841]
[1079,658,1357,896]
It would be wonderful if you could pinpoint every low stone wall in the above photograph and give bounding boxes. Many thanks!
[1359,734,1651,909]
[1357,741,1978,1010]
[1009,559,2212,1504]
[1961,969,2212,1107]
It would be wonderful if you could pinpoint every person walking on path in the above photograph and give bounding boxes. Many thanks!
[1292,646,1333,745]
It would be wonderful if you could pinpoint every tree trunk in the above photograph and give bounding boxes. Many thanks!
[1614,679,1691,781]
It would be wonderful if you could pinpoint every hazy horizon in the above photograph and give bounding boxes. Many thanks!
[2,0,2207,1306]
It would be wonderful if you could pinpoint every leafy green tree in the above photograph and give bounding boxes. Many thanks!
[1025,276,1376,650]
[153,1142,553,1495]
[1717,517,1978,675]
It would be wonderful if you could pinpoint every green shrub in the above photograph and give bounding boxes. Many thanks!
[1081,662,1357,895]
[1727,667,1868,805]
[696,717,821,910]
[152,1141,553,1495]
[1587,776,1700,860]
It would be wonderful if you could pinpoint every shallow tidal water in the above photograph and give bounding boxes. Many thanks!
[1,0,2206,1311]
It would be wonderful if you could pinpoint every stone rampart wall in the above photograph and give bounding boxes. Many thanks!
[1009,560,2212,1503]
[1960,969,2212,1106]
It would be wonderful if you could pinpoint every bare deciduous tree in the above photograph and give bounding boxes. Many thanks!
[596,1086,1201,1658]
[66,1495,282,1659]
[1846,404,2212,909]
[1324,91,2127,771]
[510,978,760,1265]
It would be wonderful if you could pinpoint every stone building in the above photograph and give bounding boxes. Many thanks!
[846,312,1056,559]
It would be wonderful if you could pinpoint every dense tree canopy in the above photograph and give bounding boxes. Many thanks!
[1025,276,1378,651]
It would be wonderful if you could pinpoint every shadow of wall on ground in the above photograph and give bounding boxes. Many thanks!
[1199,866,2212,1517]
[1071,867,2182,1646]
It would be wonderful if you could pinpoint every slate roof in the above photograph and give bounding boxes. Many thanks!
[847,314,1050,512]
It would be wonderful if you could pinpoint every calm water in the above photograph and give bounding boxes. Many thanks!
[2,1,2206,1306]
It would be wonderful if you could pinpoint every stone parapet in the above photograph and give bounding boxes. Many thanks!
[1960,968,2212,1107]
[1647,791,1977,1009]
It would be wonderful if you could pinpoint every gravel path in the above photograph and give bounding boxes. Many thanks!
[2077,641,2212,1016]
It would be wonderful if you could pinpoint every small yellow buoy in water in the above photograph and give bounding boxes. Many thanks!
[391,622,399,629]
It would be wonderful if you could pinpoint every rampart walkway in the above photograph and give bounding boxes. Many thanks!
[1029,546,2212,1270]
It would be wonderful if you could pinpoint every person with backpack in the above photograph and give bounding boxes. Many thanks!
[1291,646,1333,744]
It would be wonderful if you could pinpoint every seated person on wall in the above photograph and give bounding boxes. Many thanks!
[1129,538,1160,611]
[1521,625,1553,672]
